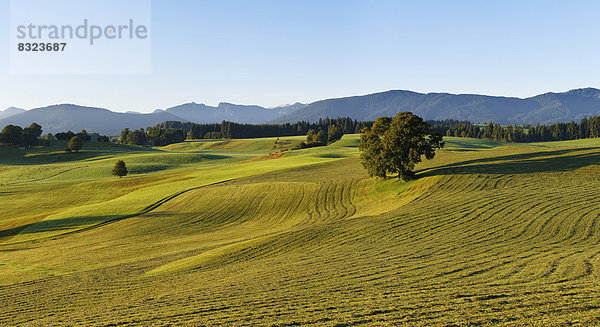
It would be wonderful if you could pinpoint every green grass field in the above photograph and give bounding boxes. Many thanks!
[1,135,600,326]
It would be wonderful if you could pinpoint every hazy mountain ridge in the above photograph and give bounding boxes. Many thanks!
[2,88,600,135]
[272,88,600,124]
[0,104,186,135]
[0,107,26,120]
[164,102,304,124]
[0,102,306,135]
[271,102,309,115]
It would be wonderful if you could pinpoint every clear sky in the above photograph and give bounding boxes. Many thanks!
[1,0,600,112]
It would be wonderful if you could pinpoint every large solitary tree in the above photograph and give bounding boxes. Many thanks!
[359,112,444,181]
[112,160,128,178]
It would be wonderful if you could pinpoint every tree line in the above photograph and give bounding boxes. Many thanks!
[0,123,43,147]
[7,115,600,150]
[119,117,367,146]
[11,114,600,150]
[0,124,111,152]
[119,116,600,147]
[295,124,345,149]
[433,116,600,142]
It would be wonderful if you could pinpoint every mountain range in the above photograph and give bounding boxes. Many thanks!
[2,88,600,135]
[272,88,600,125]
[156,102,307,125]
[0,103,306,135]
[0,105,185,136]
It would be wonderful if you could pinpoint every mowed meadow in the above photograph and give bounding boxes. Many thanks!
[1,135,600,326]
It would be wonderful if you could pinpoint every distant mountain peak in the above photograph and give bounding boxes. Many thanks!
[0,107,25,112]
[0,106,27,120]
[218,102,261,108]
[37,103,111,112]
[270,102,305,108]
[565,88,600,97]
[164,101,304,124]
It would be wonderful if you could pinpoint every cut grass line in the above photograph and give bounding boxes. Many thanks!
[1,179,234,246]
[2,166,89,185]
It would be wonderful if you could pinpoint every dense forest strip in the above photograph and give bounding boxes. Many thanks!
[120,114,600,147]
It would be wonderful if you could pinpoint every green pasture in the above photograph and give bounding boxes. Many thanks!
[1,134,600,325]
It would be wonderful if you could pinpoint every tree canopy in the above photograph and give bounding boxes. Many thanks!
[66,136,83,152]
[0,125,24,145]
[112,160,128,178]
[55,131,76,141]
[359,112,444,181]
[0,123,43,147]
[22,123,43,147]
[77,129,91,141]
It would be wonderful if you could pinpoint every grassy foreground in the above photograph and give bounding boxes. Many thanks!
[1,135,600,326]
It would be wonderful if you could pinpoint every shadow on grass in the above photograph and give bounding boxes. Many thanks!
[443,148,479,152]
[0,150,97,165]
[0,179,234,242]
[0,142,161,166]
[316,153,347,158]
[417,147,600,177]
[128,164,171,174]
[0,212,165,239]
[443,140,505,149]
[0,215,120,238]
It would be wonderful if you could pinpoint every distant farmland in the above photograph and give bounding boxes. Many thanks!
[1,135,600,325]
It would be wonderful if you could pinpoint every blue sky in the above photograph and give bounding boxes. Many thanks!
[1,0,600,112]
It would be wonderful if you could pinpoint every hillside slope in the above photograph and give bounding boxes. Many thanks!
[1,136,600,325]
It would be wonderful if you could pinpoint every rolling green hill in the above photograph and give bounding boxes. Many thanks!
[1,135,600,325]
